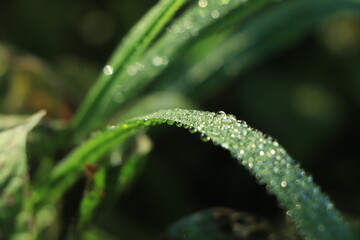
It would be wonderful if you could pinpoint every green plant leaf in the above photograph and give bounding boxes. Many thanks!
[0,115,28,131]
[48,109,354,239]
[0,110,45,238]
[77,166,106,232]
[160,0,360,97]
[71,0,272,137]
[71,0,189,136]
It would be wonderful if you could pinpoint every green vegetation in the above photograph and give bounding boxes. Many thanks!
[0,0,359,239]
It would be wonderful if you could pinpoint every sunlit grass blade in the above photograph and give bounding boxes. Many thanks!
[46,109,355,239]
[71,0,189,136]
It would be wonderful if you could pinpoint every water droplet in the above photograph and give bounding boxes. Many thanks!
[198,0,208,8]
[167,120,174,125]
[239,149,245,155]
[103,65,113,76]
[270,149,276,155]
[248,162,254,168]
[281,181,288,188]
[107,125,116,130]
[259,151,265,156]
[211,10,220,19]
[189,127,197,133]
[286,210,292,216]
[200,133,210,142]
[176,122,183,127]
[216,110,225,115]
[127,65,138,76]
[151,56,169,67]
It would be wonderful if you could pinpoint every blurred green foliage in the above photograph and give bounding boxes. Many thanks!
[0,0,360,239]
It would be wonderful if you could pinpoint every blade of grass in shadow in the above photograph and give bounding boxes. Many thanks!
[76,166,106,233]
[71,0,273,137]
[158,0,360,96]
[45,109,355,239]
[76,133,152,233]
[70,0,189,137]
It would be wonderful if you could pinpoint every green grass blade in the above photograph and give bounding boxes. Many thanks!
[47,109,354,239]
[161,0,360,96]
[77,166,106,232]
[71,0,272,137]
[0,111,45,239]
[71,0,189,136]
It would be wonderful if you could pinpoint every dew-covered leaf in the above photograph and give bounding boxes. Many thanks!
[0,111,45,237]
[47,109,355,239]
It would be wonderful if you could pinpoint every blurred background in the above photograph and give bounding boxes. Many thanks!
[0,0,359,239]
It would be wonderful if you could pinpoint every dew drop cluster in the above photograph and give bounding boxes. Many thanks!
[131,109,354,240]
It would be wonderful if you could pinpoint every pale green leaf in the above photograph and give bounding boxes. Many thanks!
[0,111,46,238]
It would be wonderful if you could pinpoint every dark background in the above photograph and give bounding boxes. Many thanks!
[1,1,359,239]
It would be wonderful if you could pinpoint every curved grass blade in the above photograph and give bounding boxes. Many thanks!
[71,0,189,136]
[47,109,354,239]
[71,0,273,137]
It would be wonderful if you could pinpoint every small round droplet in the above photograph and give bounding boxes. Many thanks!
[270,149,276,155]
[176,122,183,127]
[211,10,220,19]
[216,110,225,115]
[259,151,265,156]
[200,133,210,142]
[188,127,197,133]
[198,0,208,8]
[127,65,138,76]
[167,120,174,125]
[103,65,113,76]
[107,125,116,130]
[281,181,288,188]
[151,56,169,67]
[239,150,245,155]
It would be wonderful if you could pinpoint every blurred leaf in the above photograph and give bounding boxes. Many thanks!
[166,207,274,240]
[115,91,195,122]
[159,0,360,97]
[0,111,45,238]
[0,43,72,119]
[77,166,106,233]
[0,115,28,131]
